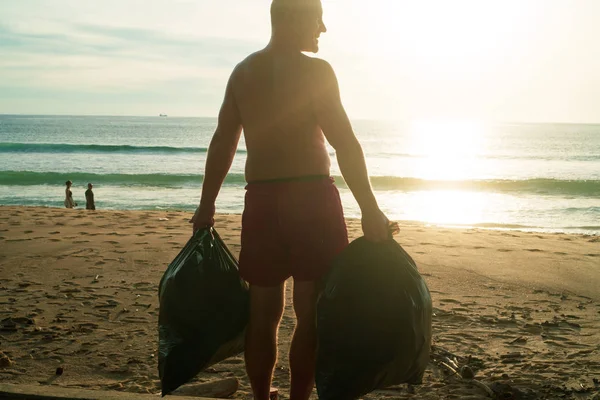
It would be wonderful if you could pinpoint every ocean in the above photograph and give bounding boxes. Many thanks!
[0,115,599,235]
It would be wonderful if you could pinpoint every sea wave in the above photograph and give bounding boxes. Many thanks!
[367,176,600,196]
[0,171,237,187]
[0,142,247,155]
[1,142,598,162]
[375,152,599,162]
[1,171,599,197]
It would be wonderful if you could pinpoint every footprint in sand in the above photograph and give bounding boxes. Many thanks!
[497,249,513,252]
[439,298,462,304]
[49,238,61,242]
[525,248,543,252]
[49,231,61,235]
[104,241,120,245]
[440,244,457,249]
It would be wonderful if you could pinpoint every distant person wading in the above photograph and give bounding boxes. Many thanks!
[85,183,96,210]
[64,180,77,208]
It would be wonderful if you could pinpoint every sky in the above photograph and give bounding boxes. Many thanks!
[0,0,599,123]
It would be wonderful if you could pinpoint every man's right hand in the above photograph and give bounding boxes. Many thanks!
[361,208,395,242]
[189,203,215,234]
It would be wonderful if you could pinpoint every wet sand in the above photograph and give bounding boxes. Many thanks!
[0,206,598,399]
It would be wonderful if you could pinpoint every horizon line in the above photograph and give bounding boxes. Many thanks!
[0,113,599,126]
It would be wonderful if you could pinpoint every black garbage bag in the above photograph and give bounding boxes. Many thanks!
[316,237,432,400]
[158,227,249,396]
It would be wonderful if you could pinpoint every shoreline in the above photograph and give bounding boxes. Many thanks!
[2,205,598,237]
[1,206,599,399]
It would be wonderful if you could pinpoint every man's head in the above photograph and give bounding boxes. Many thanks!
[88,183,93,189]
[270,0,327,53]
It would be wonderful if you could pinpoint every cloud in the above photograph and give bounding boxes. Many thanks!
[0,15,265,115]
[0,22,261,90]
[0,1,270,115]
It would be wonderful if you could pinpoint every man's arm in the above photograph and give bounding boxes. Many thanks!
[312,59,390,241]
[312,59,378,213]
[193,70,243,229]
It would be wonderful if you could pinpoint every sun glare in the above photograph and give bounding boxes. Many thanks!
[406,119,487,181]
[408,190,487,226]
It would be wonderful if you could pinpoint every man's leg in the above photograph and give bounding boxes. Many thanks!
[289,280,319,400]
[245,283,285,400]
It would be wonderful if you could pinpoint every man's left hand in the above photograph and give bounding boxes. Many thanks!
[189,204,215,234]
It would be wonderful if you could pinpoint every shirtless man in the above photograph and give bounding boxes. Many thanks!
[191,1,391,399]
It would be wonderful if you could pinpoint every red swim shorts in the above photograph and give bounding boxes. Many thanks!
[239,176,349,287]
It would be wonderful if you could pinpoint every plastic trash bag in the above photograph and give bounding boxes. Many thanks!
[158,227,249,396]
[316,237,432,400]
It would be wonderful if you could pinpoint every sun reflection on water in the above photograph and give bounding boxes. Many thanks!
[407,190,487,226]
[406,119,488,181]
[397,119,491,225]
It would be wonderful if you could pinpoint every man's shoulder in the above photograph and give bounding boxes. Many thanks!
[231,52,336,86]
[303,56,335,78]
[236,51,333,68]
[304,55,331,67]
[235,50,269,69]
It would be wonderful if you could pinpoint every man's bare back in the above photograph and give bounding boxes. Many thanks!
[231,50,331,181]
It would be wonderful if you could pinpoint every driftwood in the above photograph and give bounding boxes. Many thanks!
[0,383,218,400]
[430,346,494,398]
[172,377,239,398]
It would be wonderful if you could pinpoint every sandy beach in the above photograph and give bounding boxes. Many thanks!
[0,206,598,399]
